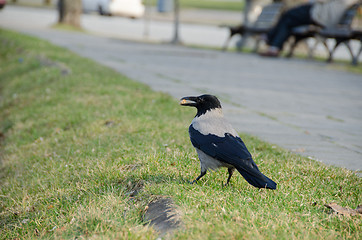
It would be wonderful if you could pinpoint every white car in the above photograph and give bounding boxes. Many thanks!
[82,0,145,18]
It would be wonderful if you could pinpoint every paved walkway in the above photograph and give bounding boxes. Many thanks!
[1,6,361,173]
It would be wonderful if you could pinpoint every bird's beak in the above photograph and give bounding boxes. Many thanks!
[180,96,198,106]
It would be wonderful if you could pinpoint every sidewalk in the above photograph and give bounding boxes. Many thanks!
[0,5,361,174]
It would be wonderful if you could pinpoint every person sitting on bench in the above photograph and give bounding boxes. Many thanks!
[260,0,358,57]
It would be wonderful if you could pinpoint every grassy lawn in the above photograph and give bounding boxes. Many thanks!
[0,29,361,239]
[11,0,244,12]
[149,0,244,11]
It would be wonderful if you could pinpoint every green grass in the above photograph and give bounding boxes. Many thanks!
[0,28,361,239]
[149,0,244,12]
[11,0,244,12]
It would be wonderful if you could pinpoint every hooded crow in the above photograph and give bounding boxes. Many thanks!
[180,94,277,190]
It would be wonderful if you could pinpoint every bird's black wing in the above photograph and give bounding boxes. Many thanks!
[189,125,276,189]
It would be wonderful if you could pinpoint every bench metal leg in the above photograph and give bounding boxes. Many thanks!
[328,39,356,64]
[286,37,299,58]
[320,39,331,61]
[352,41,362,65]
[221,26,245,52]
[222,35,232,51]
[342,41,356,65]
[286,35,316,58]
[253,38,261,53]
[236,33,250,52]
[307,39,319,59]
[325,39,343,63]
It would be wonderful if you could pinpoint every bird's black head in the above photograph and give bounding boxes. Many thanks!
[180,94,222,116]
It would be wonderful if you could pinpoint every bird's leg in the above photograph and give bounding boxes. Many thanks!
[224,168,235,186]
[191,170,207,184]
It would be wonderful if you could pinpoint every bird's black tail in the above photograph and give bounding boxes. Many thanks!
[236,167,277,190]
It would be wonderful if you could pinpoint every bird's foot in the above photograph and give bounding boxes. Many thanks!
[190,180,197,184]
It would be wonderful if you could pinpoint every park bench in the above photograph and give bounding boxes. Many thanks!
[221,2,284,52]
[287,3,362,65]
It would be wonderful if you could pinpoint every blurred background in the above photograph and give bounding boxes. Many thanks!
[2,0,361,60]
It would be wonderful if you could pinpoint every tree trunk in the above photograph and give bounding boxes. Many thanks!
[58,0,82,28]
[58,0,65,23]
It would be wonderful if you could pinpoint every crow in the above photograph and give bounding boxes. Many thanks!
[180,94,277,190]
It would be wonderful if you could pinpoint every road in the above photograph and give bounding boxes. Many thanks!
[1,6,361,173]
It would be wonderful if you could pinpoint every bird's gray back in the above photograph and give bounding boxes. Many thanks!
[191,109,238,138]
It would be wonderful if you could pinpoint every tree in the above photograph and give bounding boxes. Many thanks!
[57,0,82,28]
